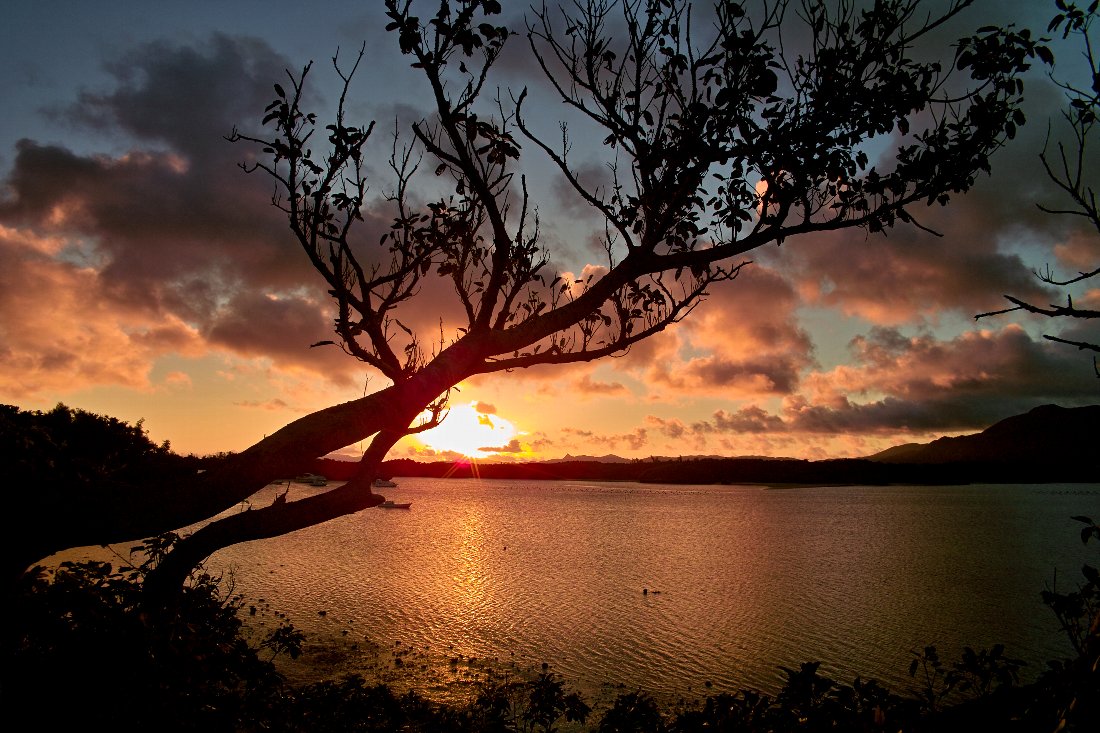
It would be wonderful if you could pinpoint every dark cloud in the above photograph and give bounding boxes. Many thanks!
[713,406,787,434]
[205,291,356,384]
[59,34,292,157]
[551,161,612,219]
[0,33,315,304]
[681,354,803,394]
[474,401,497,414]
[787,325,1100,433]
[0,34,456,390]
[663,321,1100,440]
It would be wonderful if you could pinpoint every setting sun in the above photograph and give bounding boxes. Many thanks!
[414,402,520,458]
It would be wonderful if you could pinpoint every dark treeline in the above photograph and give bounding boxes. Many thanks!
[316,456,1096,486]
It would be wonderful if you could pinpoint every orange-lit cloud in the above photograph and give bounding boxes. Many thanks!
[2,23,1097,463]
[614,265,814,398]
[573,374,628,396]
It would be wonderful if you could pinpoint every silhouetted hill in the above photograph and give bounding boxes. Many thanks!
[868,404,1100,466]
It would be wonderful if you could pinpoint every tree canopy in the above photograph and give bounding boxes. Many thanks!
[10,0,1048,601]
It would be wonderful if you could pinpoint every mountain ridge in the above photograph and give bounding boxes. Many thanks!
[867,403,1099,465]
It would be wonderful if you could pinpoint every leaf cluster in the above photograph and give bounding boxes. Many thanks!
[4,536,298,731]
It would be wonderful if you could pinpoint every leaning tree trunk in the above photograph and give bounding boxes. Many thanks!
[16,382,407,572]
[139,342,487,610]
[140,430,402,609]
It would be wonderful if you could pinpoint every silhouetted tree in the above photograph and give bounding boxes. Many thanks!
[977,0,1100,374]
[0,404,197,586]
[11,0,1046,602]
[1041,515,1100,730]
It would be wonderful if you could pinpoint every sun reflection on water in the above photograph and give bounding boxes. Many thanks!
[163,479,1094,703]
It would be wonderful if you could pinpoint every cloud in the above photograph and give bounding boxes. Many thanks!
[551,160,612,218]
[573,374,628,396]
[557,425,648,453]
[0,35,392,398]
[642,320,1100,449]
[57,35,292,155]
[400,445,470,463]
[474,401,497,414]
[205,291,355,385]
[786,324,1099,433]
[163,371,193,389]
[646,415,687,439]
[0,224,205,399]
[480,438,523,454]
[234,398,292,411]
[713,406,787,434]
[621,265,815,398]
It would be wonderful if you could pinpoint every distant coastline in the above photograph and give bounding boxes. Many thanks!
[319,404,1099,486]
[317,455,1097,487]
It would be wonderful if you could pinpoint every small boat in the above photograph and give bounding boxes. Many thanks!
[294,473,328,486]
[378,500,411,509]
[372,478,398,488]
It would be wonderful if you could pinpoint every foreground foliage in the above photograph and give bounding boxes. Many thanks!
[4,519,1097,732]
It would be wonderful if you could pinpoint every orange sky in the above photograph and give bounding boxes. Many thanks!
[0,1,1096,462]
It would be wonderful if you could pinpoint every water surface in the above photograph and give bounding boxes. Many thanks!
[195,479,1097,699]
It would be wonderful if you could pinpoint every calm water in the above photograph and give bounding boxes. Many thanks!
[175,478,1099,700]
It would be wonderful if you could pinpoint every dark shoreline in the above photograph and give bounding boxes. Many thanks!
[317,455,1099,487]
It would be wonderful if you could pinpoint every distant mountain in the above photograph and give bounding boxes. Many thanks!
[543,453,787,463]
[867,404,1100,466]
[544,453,632,463]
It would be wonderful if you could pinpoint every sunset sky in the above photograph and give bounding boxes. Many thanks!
[2,0,1097,463]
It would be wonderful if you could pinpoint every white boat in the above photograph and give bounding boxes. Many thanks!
[378,500,411,509]
[372,478,397,488]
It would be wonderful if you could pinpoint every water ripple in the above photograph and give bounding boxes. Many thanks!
[205,479,1093,698]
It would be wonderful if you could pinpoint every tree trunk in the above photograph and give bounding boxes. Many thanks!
[139,343,486,609]
[141,457,390,609]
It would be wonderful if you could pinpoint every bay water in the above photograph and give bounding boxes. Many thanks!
[185,478,1098,703]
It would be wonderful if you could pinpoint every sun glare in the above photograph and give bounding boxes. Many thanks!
[415,402,519,458]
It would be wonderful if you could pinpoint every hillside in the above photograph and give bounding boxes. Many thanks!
[867,404,1099,466]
